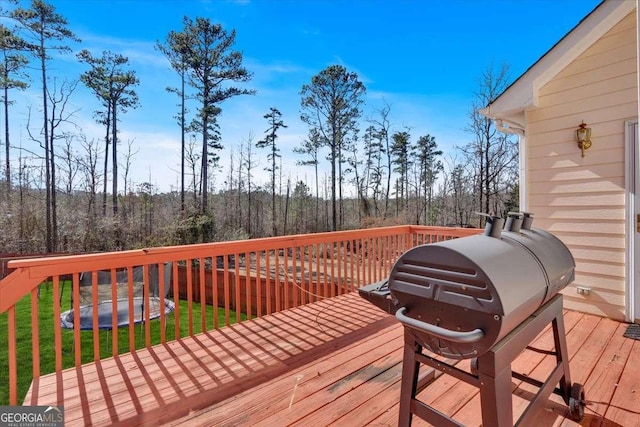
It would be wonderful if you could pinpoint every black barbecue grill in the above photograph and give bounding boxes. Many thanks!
[359,212,586,426]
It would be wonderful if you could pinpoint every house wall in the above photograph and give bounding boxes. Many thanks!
[525,12,637,320]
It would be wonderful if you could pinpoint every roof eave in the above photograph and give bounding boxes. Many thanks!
[483,0,635,120]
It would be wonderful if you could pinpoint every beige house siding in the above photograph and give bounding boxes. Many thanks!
[525,12,637,320]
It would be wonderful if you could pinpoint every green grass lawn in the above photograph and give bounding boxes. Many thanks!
[0,282,246,405]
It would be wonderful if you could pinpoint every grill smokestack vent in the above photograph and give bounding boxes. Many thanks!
[521,212,534,230]
[477,212,504,238]
[505,212,524,232]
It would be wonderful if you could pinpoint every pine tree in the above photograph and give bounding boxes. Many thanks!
[11,0,79,252]
[166,17,254,215]
[0,24,30,191]
[300,65,365,231]
[256,107,286,236]
[78,50,139,217]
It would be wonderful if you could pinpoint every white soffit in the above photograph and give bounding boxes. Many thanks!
[485,0,636,120]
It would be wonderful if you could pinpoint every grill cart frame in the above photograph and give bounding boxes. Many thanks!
[397,293,585,426]
[359,213,587,426]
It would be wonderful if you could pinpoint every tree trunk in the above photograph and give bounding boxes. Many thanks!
[201,112,209,215]
[236,151,241,229]
[49,117,57,251]
[40,38,52,253]
[484,130,490,216]
[338,141,343,230]
[247,178,252,236]
[324,175,329,231]
[3,79,10,192]
[314,161,319,232]
[384,137,392,220]
[283,178,290,235]
[112,100,118,215]
[271,149,276,236]
[102,102,111,216]
[18,159,24,249]
[180,72,185,212]
[330,128,337,231]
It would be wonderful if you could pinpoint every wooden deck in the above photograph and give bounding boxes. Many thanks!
[25,293,640,427]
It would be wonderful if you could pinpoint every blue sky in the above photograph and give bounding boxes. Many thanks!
[7,0,603,193]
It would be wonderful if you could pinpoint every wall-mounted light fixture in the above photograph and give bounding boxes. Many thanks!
[575,121,592,157]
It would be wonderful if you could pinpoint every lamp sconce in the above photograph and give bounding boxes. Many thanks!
[575,121,592,157]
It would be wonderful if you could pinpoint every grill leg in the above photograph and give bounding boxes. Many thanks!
[477,363,513,426]
[552,312,572,404]
[398,330,421,427]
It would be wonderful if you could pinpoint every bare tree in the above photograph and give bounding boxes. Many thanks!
[120,139,138,224]
[361,125,385,218]
[59,133,79,194]
[121,139,138,196]
[24,78,78,251]
[439,154,475,227]
[236,141,243,230]
[185,134,200,208]
[46,78,78,250]
[241,131,257,236]
[368,101,393,219]
[462,64,518,222]
[78,135,101,250]
[294,128,322,232]
[345,129,366,223]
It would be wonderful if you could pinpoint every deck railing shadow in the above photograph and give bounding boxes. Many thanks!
[37,294,396,425]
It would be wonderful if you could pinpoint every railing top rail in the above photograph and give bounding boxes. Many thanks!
[408,225,480,237]
[5,225,421,270]
[0,225,478,313]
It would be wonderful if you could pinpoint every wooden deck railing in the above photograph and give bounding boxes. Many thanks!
[0,225,480,405]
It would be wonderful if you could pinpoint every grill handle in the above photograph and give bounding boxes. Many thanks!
[395,307,485,343]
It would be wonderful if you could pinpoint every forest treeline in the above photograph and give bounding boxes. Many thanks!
[0,0,519,254]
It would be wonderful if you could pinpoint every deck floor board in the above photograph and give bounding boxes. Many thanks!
[24,292,640,427]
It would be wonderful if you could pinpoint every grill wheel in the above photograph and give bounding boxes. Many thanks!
[569,382,586,421]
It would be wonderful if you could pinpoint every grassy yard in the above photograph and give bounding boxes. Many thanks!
[0,282,246,405]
